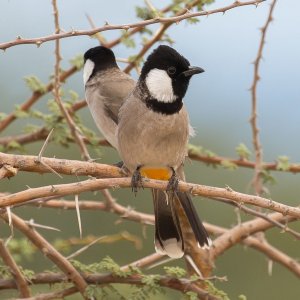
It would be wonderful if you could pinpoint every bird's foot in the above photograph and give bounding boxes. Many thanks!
[166,168,179,198]
[113,161,124,168]
[131,166,144,196]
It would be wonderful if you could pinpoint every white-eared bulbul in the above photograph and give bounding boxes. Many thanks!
[84,45,211,258]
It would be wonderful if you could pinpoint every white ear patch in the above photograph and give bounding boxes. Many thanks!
[145,68,177,103]
[83,59,95,85]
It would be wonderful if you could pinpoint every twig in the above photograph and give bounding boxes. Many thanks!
[214,197,300,240]
[250,0,277,195]
[123,0,202,74]
[0,209,89,298]
[188,150,300,173]
[29,198,155,225]
[34,128,63,179]
[243,236,300,278]
[212,211,296,258]
[16,286,78,300]
[0,239,31,297]
[52,0,91,161]
[86,14,107,45]
[0,272,221,299]
[206,223,300,278]
[0,0,265,51]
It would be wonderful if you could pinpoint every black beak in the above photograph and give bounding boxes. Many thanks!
[181,66,205,77]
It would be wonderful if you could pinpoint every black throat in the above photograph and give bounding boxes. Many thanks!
[145,97,183,115]
[139,82,183,115]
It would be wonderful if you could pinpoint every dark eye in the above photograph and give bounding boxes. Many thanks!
[167,66,176,75]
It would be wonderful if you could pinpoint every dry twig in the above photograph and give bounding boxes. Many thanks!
[0,239,31,298]
[250,0,277,195]
[0,0,265,51]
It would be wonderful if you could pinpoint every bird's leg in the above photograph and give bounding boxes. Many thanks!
[166,167,179,198]
[113,161,124,168]
[131,165,144,196]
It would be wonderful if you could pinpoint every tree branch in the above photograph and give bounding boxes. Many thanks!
[52,0,91,161]
[0,272,221,300]
[18,286,78,300]
[1,174,300,219]
[250,0,277,195]
[0,212,89,299]
[212,211,296,258]
[0,0,265,51]
[0,239,31,298]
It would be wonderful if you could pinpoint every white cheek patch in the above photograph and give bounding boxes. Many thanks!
[83,59,95,85]
[145,68,177,103]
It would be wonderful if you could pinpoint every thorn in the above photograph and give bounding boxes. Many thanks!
[6,206,12,227]
[50,185,57,193]
[225,185,233,192]
[268,259,273,276]
[25,219,61,231]
[75,194,82,238]
[36,40,43,48]
[185,254,203,278]
[66,236,105,260]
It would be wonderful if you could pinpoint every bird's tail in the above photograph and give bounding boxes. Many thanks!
[152,189,211,258]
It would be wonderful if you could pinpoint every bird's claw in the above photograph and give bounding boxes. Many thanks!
[131,167,144,196]
[166,168,179,198]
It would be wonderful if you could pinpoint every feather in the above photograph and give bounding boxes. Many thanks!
[152,189,184,258]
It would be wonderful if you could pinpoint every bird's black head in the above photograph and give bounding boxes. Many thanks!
[83,46,118,84]
[140,45,204,114]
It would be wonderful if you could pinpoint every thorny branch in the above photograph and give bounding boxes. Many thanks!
[0,239,31,297]
[0,0,265,51]
[52,0,91,161]
[124,0,203,73]
[0,272,221,300]
[250,0,277,195]
[1,172,300,218]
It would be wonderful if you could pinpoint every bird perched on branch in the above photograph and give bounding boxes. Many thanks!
[84,45,210,258]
